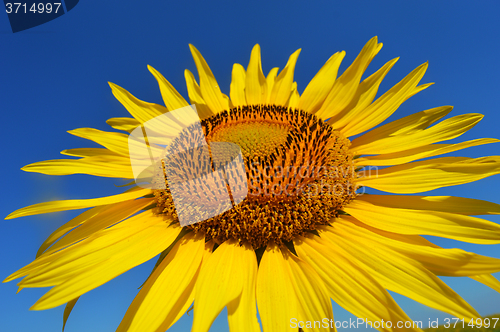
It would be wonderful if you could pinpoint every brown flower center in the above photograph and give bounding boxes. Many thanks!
[153,105,357,249]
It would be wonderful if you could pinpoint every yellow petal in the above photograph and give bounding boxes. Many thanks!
[316,37,382,120]
[269,49,301,106]
[409,83,434,100]
[109,82,170,128]
[5,187,150,220]
[245,44,268,106]
[106,117,140,132]
[62,297,79,332]
[470,274,500,293]
[287,82,300,109]
[117,232,204,332]
[328,57,399,127]
[343,198,500,244]
[284,249,335,332]
[192,241,257,332]
[147,66,201,128]
[352,194,500,215]
[67,127,161,157]
[227,243,261,332]
[351,106,452,148]
[60,148,121,158]
[297,51,345,114]
[189,44,229,113]
[351,113,483,155]
[184,69,214,119]
[20,155,134,179]
[357,156,500,193]
[265,67,279,104]
[322,227,480,320]
[295,234,418,332]
[147,65,190,111]
[37,197,153,257]
[256,244,298,332]
[230,63,247,107]
[27,212,180,310]
[35,205,107,257]
[335,216,500,277]
[18,212,175,286]
[355,138,500,166]
[340,62,428,137]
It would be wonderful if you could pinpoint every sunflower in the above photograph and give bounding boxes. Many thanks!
[5,37,500,332]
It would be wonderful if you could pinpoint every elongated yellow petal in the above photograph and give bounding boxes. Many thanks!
[18,212,175,287]
[117,232,204,332]
[351,106,452,148]
[256,244,298,332]
[68,127,162,157]
[106,117,140,132]
[265,67,279,104]
[108,83,191,138]
[60,148,121,158]
[335,216,500,277]
[5,187,150,220]
[245,44,267,106]
[147,65,189,112]
[227,243,261,332]
[355,138,500,166]
[357,156,500,193]
[37,198,153,257]
[222,92,233,109]
[321,227,480,320]
[352,113,483,155]
[269,49,301,106]
[184,69,214,119]
[62,297,79,332]
[27,212,180,310]
[148,66,201,126]
[343,199,500,244]
[316,37,382,119]
[20,155,134,179]
[328,57,399,126]
[409,83,434,100]
[35,205,106,257]
[192,241,257,332]
[189,44,229,113]
[284,250,334,332]
[340,62,428,137]
[470,274,500,293]
[353,193,500,215]
[297,51,345,114]
[295,234,418,332]
[230,63,247,107]
[108,82,173,131]
[287,82,300,109]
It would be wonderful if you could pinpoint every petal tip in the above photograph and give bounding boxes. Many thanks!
[188,44,199,55]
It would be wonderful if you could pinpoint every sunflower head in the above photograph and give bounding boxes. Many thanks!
[153,103,357,248]
[5,37,500,332]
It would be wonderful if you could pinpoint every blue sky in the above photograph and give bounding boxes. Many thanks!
[1,1,500,331]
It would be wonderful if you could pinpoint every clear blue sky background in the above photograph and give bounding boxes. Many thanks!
[1,1,500,331]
